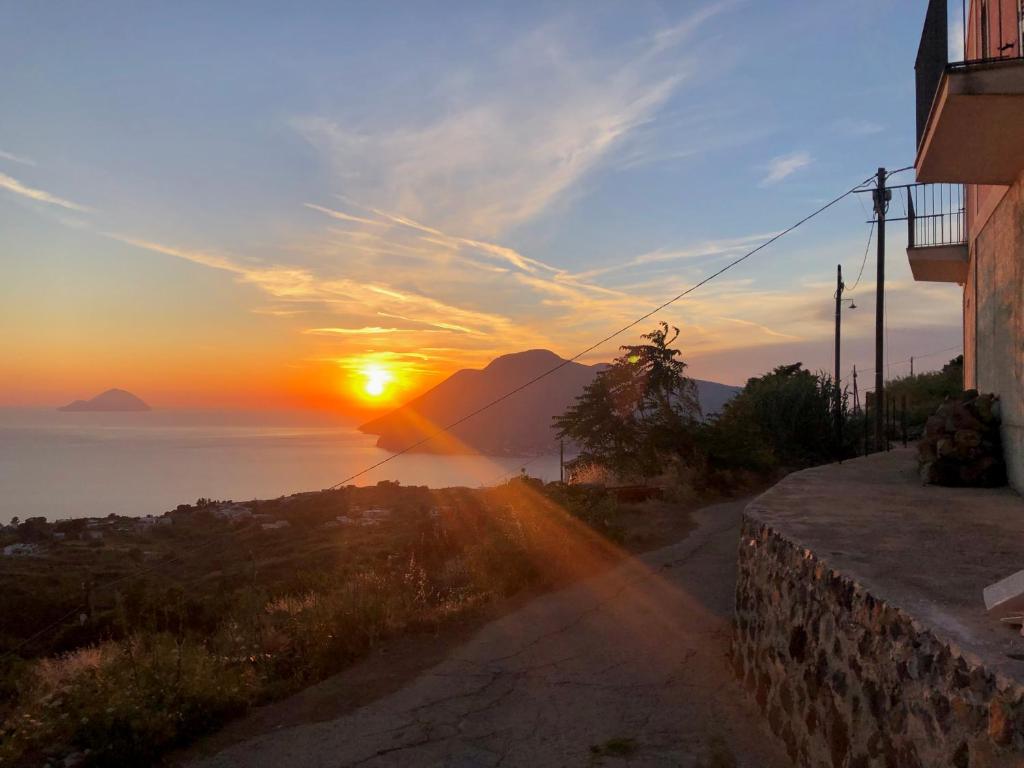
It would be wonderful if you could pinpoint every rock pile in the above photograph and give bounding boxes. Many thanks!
[918,390,1005,486]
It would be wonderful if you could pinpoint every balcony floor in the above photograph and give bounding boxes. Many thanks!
[917,59,1024,185]
[907,243,969,282]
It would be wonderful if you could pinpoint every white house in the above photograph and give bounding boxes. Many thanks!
[3,543,40,556]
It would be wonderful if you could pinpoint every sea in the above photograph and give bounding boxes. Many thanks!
[0,409,562,522]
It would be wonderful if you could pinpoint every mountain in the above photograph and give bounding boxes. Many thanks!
[359,349,740,456]
[58,388,151,412]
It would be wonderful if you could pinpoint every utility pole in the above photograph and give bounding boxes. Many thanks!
[834,264,844,442]
[559,439,564,484]
[852,365,860,415]
[872,167,889,451]
[910,356,915,377]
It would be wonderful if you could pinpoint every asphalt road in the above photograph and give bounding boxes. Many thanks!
[189,500,789,768]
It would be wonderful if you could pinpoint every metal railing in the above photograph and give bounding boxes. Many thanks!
[916,0,1024,145]
[956,0,1024,66]
[906,183,966,248]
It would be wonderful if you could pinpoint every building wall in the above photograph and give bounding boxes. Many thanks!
[734,512,1024,767]
[964,251,976,390]
[964,0,1022,62]
[970,173,1024,490]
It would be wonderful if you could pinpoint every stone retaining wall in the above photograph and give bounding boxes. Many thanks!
[733,513,1024,767]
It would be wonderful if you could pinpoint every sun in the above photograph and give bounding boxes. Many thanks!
[362,366,391,398]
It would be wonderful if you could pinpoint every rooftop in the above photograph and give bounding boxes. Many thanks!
[746,448,1024,683]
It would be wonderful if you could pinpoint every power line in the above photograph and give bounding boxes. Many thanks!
[886,165,915,179]
[3,606,83,660]
[2,173,881,656]
[328,175,877,489]
[846,220,874,294]
[846,343,962,381]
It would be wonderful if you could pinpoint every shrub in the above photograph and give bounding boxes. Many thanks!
[883,355,964,433]
[1,636,255,767]
[699,363,856,474]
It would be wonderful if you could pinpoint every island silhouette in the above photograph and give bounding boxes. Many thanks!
[58,388,151,412]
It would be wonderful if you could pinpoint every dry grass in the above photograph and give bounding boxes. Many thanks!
[0,484,632,767]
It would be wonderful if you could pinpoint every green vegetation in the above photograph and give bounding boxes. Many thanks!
[0,334,966,767]
[0,480,644,767]
[555,326,860,487]
[882,355,964,433]
[699,363,857,475]
[554,323,702,478]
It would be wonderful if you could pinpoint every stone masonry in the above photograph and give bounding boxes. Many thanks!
[733,454,1024,767]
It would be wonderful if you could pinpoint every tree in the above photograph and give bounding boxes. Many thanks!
[554,323,701,479]
[700,363,852,472]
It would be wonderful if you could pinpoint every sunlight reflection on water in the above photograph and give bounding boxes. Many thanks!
[0,409,562,520]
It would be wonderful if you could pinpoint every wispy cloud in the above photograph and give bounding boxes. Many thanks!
[759,151,812,186]
[569,232,778,281]
[0,150,35,166]
[292,5,728,238]
[0,171,90,212]
[102,230,529,346]
[303,326,402,335]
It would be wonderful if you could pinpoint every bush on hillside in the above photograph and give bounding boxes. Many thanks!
[882,355,964,434]
[698,363,857,474]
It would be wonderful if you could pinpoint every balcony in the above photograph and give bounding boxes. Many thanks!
[905,183,969,283]
[915,0,1024,184]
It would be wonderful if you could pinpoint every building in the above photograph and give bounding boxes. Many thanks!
[912,0,1024,489]
[3,543,40,556]
[260,520,290,531]
[213,503,252,521]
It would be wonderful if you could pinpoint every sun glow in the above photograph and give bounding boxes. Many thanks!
[362,366,392,398]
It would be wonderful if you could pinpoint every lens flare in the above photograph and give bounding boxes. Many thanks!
[363,366,391,398]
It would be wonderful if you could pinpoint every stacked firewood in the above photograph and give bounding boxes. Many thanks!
[918,390,1005,487]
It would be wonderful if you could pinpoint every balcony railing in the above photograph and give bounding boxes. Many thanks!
[916,0,1024,146]
[904,183,968,283]
[906,183,966,249]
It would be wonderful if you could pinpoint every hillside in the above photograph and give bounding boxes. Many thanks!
[359,349,739,455]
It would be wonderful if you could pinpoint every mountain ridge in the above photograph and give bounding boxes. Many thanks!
[359,350,739,456]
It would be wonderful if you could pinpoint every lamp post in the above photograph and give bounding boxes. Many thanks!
[835,264,857,453]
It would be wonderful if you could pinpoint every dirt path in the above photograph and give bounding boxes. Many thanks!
[187,500,789,768]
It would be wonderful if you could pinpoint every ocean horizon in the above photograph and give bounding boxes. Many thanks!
[0,408,562,521]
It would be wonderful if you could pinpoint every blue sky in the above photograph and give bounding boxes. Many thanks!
[0,1,963,408]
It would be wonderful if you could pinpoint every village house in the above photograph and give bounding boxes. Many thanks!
[136,515,173,531]
[362,507,392,522]
[910,0,1024,490]
[260,520,292,532]
[213,503,252,521]
[3,542,40,557]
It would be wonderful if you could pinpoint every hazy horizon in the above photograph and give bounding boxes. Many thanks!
[2,2,961,418]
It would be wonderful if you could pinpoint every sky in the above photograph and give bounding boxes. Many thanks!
[0,1,964,415]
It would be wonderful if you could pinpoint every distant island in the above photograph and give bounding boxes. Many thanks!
[359,349,740,456]
[58,388,151,412]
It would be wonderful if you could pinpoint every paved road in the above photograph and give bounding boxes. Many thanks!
[190,500,789,768]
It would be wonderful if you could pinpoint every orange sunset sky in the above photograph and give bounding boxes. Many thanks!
[1,3,962,418]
